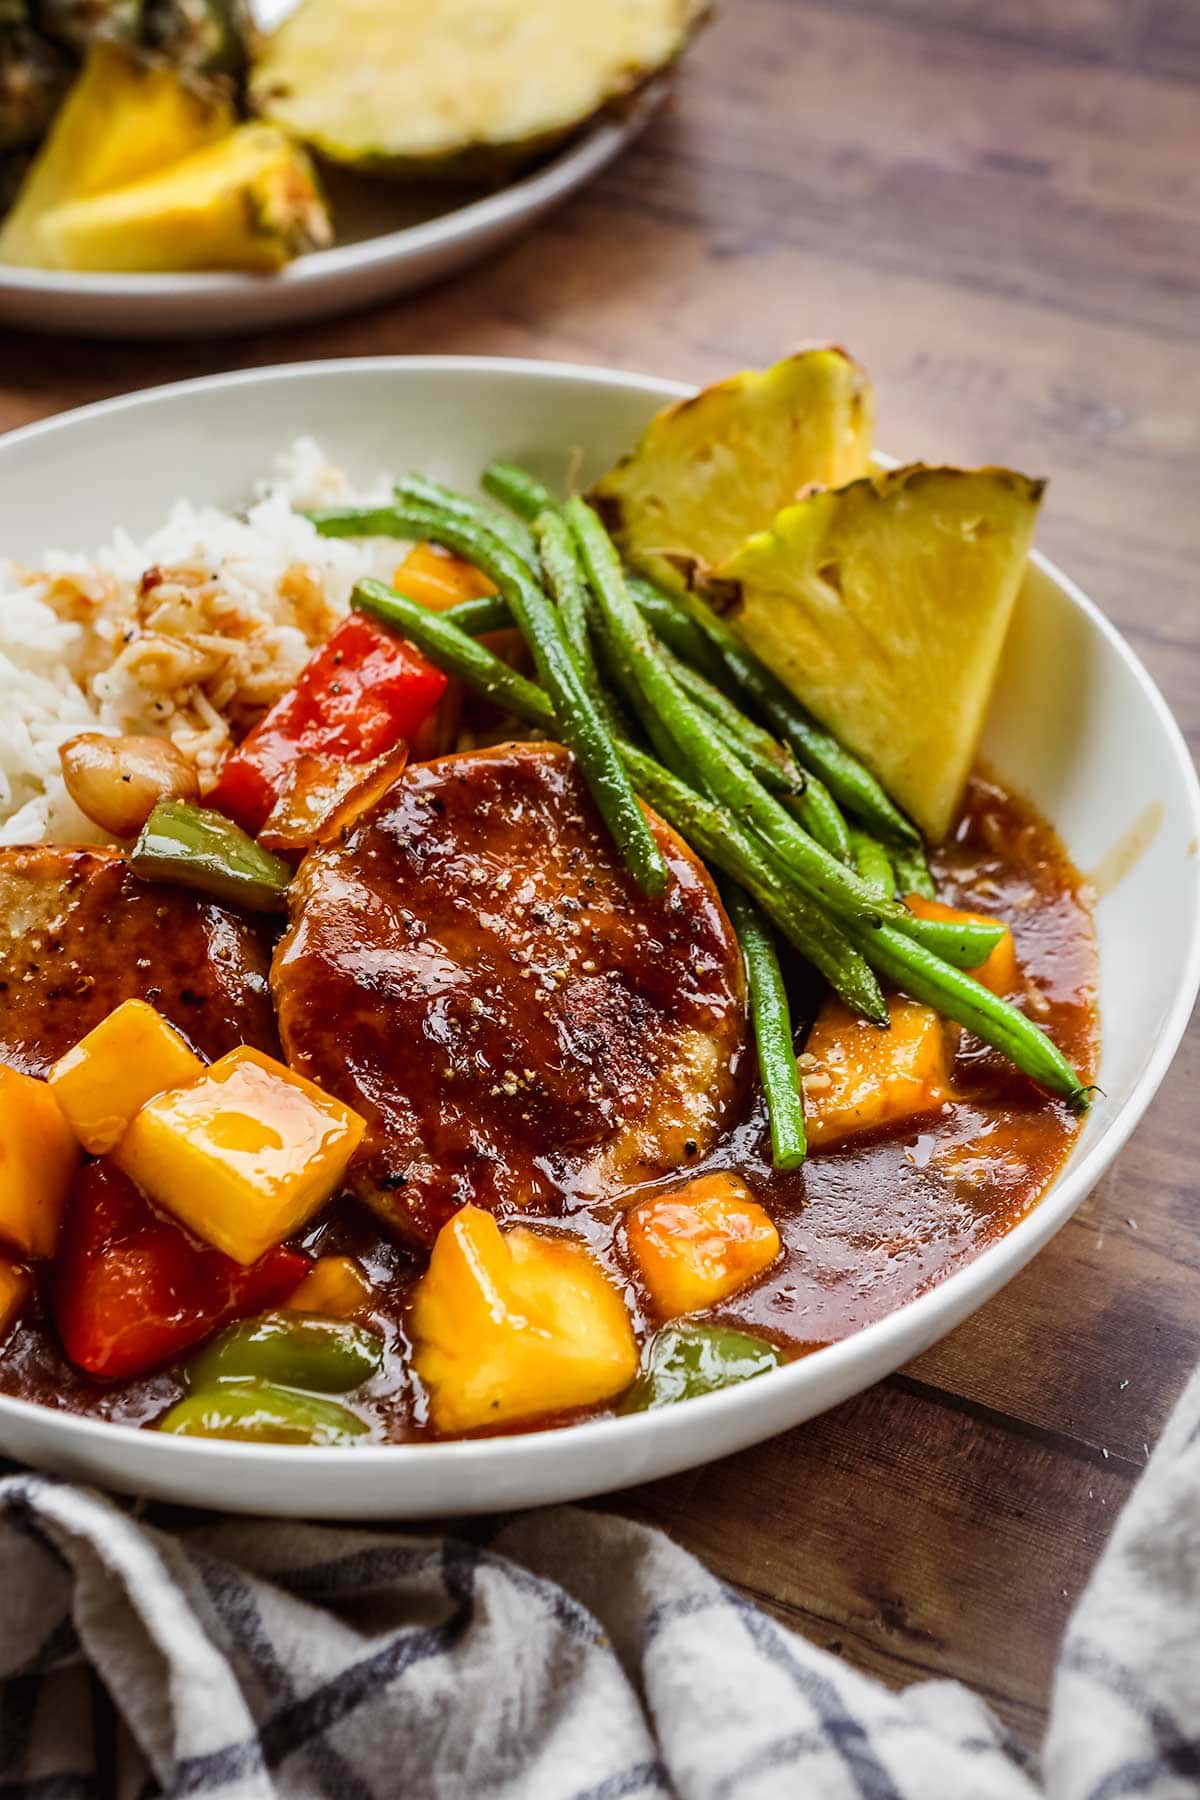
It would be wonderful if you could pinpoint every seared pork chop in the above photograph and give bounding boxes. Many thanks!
[272,743,747,1243]
[0,846,279,1074]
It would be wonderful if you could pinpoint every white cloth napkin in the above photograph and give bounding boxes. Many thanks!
[3,1366,1199,1800]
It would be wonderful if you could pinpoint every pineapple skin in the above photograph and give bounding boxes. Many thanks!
[719,464,1045,842]
[591,347,876,594]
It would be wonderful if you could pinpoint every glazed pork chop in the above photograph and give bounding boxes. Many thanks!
[0,846,279,1074]
[273,742,748,1244]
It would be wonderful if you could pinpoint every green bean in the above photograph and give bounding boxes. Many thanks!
[723,883,806,1168]
[131,801,291,914]
[662,582,920,845]
[185,1312,383,1395]
[703,715,801,796]
[534,511,633,736]
[306,503,707,686]
[850,828,895,898]
[443,592,511,635]
[643,632,849,859]
[619,1324,783,1413]
[782,776,854,864]
[655,638,805,797]
[624,745,886,1020]
[355,580,555,731]
[157,1381,372,1446]
[352,582,884,1018]
[355,576,1087,1103]
[563,499,1001,966]
[626,576,731,689]
[534,512,602,697]
[482,460,556,522]
[891,840,937,900]
[370,536,997,970]
[392,473,537,568]
[359,513,668,898]
[845,916,1089,1110]
[306,504,416,540]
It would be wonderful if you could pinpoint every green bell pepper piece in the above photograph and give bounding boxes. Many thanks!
[132,799,292,914]
[620,1324,784,1413]
[185,1310,383,1395]
[157,1379,371,1446]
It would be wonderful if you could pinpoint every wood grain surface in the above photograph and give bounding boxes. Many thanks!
[1,0,1197,1747]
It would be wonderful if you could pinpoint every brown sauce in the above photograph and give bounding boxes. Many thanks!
[0,771,1097,1441]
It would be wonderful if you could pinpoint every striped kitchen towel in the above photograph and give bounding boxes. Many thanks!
[2,1366,1199,1799]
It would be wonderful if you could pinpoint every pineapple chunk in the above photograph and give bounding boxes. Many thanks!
[0,1064,80,1258]
[394,542,498,612]
[905,895,1018,994]
[251,0,708,179]
[285,1255,375,1319]
[48,999,205,1156]
[35,124,332,275]
[116,1046,365,1265]
[411,1205,638,1433]
[626,1172,780,1319]
[591,349,874,593]
[802,997,952,1151]
[719,465,1043,840]
[0,1257,32,1343]
[0,40,234,267]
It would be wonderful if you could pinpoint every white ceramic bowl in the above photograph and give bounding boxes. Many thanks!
[0,95,658,340]
[0,357,1196,1517]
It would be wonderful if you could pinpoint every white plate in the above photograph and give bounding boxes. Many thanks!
[0,94,659,340]
[0,356,1197,1517]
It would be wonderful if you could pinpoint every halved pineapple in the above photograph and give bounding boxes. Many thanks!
[35,121,331,272]
[0,39,234,266]
[590,348,875,593]
[718,465,1044,841]
[250,0,708,179]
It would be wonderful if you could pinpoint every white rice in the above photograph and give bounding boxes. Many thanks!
[0,438,405,845]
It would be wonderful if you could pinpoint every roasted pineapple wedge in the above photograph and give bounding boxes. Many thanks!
[35,121,331,272]
[0,38,233,265]
[591,349,875,593]
[250,0,708,178]
[717,465,1044,841]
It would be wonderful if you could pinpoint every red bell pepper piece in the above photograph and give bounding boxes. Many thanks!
[54,1160,311,1380]
[209,613,447,834]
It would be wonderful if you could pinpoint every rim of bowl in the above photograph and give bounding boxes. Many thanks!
[0,96,658,301]
[0,353,1197,1475]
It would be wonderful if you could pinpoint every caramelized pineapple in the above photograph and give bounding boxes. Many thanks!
[591,349,874,593]
[718,465,1043,840]
[802,996,953,1150]
[0,1063,80,1258]
[904,895,1018,995]
[35,121,331,273]
[48,998,204,1155]
[626,1172,780,1319]
[284,1255,375,1319]
[0,1257,32,1342]
[411,1206,638,1434]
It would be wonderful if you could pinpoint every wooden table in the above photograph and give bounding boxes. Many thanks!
[2,0,1197,1749]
